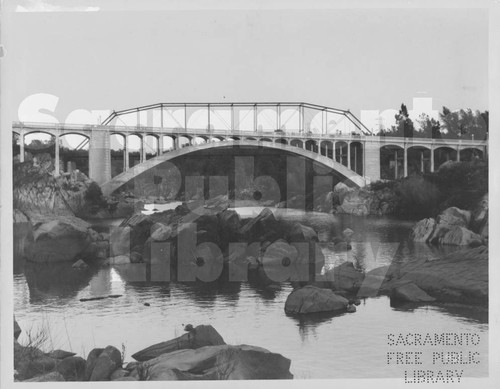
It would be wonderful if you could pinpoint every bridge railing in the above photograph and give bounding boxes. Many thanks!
[12,121,488,147]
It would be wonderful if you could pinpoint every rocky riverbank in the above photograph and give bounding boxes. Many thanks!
[410,196,488,246]
[14,322,293,381]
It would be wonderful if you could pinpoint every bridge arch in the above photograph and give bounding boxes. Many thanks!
[380,144,404,180]
[101,140,367,196]
[459,147,484,161]
[290,139,303,148]
[407,145,431,174]
[434,146,457,169]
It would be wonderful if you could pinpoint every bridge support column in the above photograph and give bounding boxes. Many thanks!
[430,146,435,172]
[89,127,111,185]
[456,147,460,161]
[141,135,146,163]
[54,133,60,177]
[19,131,25,163]
[347,141,351,169]
[124,136,129,171]
[403,147,408,177]
[363,138,380,183]
[332,141,336,161]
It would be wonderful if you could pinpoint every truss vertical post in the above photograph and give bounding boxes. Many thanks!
[277,104,281,131]
[231,104,235,132]
[208,104,211,132]
[299,104,304,132]
[254,104,258,133]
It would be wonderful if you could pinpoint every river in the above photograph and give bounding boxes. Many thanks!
[13,208,488,379]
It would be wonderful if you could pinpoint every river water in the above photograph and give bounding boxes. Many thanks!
[13,208,488,379]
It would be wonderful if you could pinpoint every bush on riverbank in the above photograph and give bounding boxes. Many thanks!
[366,160,488,219]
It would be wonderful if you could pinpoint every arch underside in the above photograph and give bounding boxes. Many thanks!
[101,139,367,196]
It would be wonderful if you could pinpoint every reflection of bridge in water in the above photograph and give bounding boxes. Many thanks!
[12,102,488,194]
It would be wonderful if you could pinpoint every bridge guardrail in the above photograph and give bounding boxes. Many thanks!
[12,121,488,147]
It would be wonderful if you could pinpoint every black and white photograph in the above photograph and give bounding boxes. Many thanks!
[1,0,499,387]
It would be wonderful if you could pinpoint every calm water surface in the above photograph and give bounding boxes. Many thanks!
[14,209,488,379]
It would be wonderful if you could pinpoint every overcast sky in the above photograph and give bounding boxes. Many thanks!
[2,0,490,128]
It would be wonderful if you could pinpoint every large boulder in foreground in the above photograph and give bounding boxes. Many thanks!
[25,216,98,263]
[143,344,293,380]
[284,285,349,314]
[87,346,122,381]
[132,325,226,362]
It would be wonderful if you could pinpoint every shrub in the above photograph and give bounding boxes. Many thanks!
[84,182,105,205]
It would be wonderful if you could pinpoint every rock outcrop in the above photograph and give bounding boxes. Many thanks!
[370,245,488,305]
[332,182,398,216]
[411,206,484,246]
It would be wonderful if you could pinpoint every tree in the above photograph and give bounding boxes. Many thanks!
[416,114,442,138]
[394,104,414,138]
[439,107,487,139]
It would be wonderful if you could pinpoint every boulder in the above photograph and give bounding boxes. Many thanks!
[25,216,96,263]
[437,207,471,228]
[439,226,482,246]
[13,209,30,223]
[84,240,109,260]
[239,208,282,242]
[24,371,65,382]
[332,182,353,204]
[14,318,21,340]
[56,356,86,381]
[218,209,242,242]
[72,259,88,269]
[84,347,104,380]
[132,325,226,362]
[356,274,387,297]
[323,262,364,292]
[470,194,488,233]
[46,350,76,359]
[130,250,143,263]
[391,281,436,303]
[384,246,488,304]
[17,355,59,380]
[342,228,354,242]
[284,285,349,314]
[109,226,131,257]
[89,346,122,381]
[150,223,173,242]
[410,218,436,243]
[143,344,293,380]
[110,369,129,380]
[287,223,318,243]
[109,255,130,265]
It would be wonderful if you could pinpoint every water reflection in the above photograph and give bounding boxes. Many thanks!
[23,261,99,304]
